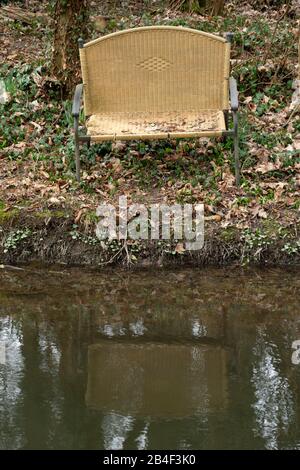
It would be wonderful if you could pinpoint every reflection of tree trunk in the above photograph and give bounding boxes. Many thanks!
[51,0,90,97]
[21,317,49,449]
[57,307,91,390]
[56,309,91,449]
[58,313,80,380]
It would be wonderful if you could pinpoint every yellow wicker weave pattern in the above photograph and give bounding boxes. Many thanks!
[86,110,225,141]
[80,26,230,117]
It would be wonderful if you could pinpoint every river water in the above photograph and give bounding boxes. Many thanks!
[0,266,300,450]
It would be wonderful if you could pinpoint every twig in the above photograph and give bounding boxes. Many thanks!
[261,4,291,64]
[269,46,290,85]
[0,264,25,271]
[284,104,300,128]
[0,264,70,275]
[98,241,126,266]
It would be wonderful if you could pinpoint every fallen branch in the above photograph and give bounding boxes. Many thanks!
[0,6,47,25]
[0,264,70,275]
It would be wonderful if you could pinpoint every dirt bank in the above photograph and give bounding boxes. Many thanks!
[0,208,299,267]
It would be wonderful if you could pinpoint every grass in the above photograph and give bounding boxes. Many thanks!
[0,208,20,223]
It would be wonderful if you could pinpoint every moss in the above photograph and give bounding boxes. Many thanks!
[84,210,98,223]
[35,210,68,219]
[260,219,282,235]
[0,208,20,224]
[260,219,296,240]
[219,227,239,242]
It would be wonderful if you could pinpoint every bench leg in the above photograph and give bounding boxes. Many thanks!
[74,115,81,182]
[222,111,229,144]
[232,110,240,187]
[224,110,229,130]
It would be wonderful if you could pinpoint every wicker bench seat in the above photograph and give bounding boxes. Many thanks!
[86,110,226,141]
[72,26,240,184]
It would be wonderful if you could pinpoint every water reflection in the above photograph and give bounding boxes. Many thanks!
[102,413,134,450]
[252,327,295,450]
[0,267,300,449]
[86,342,228,418]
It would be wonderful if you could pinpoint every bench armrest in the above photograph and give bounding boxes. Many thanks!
[229,77,239,111]
[72,83,83,117]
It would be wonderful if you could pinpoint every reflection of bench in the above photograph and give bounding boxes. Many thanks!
[72,26,240,184]
[85,342,228,418]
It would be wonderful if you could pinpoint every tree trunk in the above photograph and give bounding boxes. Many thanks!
[211,0,224,15]
[51,0,89,98]
[169,0,206,13]
[299,32,300,80]
[169,0,224,15]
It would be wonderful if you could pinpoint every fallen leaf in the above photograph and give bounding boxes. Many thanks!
[175,242,185,254]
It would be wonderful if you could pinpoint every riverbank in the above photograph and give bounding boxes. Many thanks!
[0,1,299,267]
[0,208,299,267]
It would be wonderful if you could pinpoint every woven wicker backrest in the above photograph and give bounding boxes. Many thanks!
[80,26,230,116]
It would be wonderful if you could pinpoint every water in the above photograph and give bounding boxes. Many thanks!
[0,266,300,450]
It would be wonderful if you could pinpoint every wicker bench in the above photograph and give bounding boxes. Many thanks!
[72,26,240,185]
